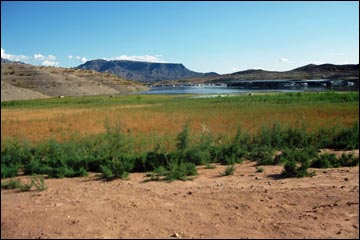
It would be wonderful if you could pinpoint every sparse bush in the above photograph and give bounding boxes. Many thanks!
[311,153,337,168]
[330,122,359,150]
[311,152,359,168]
[204,162,216,169]
[223,165,236,176]
[165,159,197,181]
[338,153,359,167]
[176,123,190,151]
[30,176,47,191]
[1,176,47,191]
[248,145,275,165]
[1,179,22,189]
[256,166,264,173]
[280,148,316,178]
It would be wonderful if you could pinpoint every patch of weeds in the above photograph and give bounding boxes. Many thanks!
[204,162,216,169]
[256,166,264,173]
[223,165,236,176]
[311,153,337,168]
[1,179,22,189]
[1,176,47,191]
[280,148,317,178]
[30,176,47,191]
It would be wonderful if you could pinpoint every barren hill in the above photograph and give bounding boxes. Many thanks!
[1,63,147,101]
[206,63,359,83]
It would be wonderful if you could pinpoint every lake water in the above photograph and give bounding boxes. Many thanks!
[136,86,329,95]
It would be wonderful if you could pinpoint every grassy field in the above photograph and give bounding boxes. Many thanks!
[1,91,358,147]
[1,91,359,180]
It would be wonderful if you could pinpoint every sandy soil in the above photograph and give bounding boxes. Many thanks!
[1,151,359,239]
[1,81,50,102]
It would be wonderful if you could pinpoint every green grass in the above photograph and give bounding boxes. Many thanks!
[1,92,359,180]
[1,91,358,110]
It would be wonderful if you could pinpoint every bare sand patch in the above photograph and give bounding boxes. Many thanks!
[1,159,359,239]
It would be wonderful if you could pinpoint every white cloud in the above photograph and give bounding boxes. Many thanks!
[76,56,81,60]
[34,53,56,61]
[68,55,73,59]
[81,57,87,63]
[109,54,165,63]
[48,55,56,61]
[279,58,295,64]
[42,60,59,67]
[232,67,240,72]
[279,58,289,62]
[1,48,30,62]
[34,53,45,60]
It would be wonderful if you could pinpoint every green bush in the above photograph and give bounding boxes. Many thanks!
[311,153,337,168]
[280,148,317,178]
[176,123,190,151]
[338,153,359,167]
[311,152,359,168]
[1,176,47,191]
[248,145,275,165]
[223,165,236,176]
[100,155,134,180]
[165,159,197,181]
[330,122,359,150]
[1,179,22,189]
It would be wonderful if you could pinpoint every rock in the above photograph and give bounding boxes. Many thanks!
[171,232,180,238]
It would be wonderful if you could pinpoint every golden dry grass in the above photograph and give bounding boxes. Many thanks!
[1,94,358,149]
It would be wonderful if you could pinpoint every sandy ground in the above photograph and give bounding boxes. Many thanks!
[1,151,359,239]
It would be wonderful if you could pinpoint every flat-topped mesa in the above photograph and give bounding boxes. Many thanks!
[76,59,219,82]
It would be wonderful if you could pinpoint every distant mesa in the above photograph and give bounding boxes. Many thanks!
[1,58,26,64]
[76,59,219,82]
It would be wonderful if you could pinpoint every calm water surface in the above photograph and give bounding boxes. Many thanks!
[136,86,328,95]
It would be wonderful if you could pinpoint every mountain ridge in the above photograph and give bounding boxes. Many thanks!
[76,59,220,82]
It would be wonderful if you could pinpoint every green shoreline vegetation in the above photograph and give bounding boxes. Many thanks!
[1,92,359,184]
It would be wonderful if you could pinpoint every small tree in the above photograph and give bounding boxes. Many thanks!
[176,123,190,151]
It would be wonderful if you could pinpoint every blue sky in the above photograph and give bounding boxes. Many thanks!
[1,1,359,74]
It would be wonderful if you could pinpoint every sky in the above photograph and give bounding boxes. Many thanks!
[1,1,359,74]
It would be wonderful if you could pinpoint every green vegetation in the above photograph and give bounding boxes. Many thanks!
[1,91,358,109]
[1,120,358,181]
[1,92,359,182]
[223,165,236,176]
[1,176,47,191]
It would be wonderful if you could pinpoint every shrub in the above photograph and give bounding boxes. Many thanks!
[223,165,236,176]
[1,176,47,191]
[280,148,317,178]
[184,147,211,165]
[1,179,22,189]
[165,159,197,181]
[176,123,190,151]
[248,145,275,165]
[312,152,359,168]
[338,153,359,167]
[30,176,47,191]
[100,155,134,180]
[204,162,216,169]
[146,159,197,182]
[330,122,359,150]
[1,139,32,178]
[311,153,337,168]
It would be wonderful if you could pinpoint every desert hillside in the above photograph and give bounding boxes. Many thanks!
[1,62,147,101]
